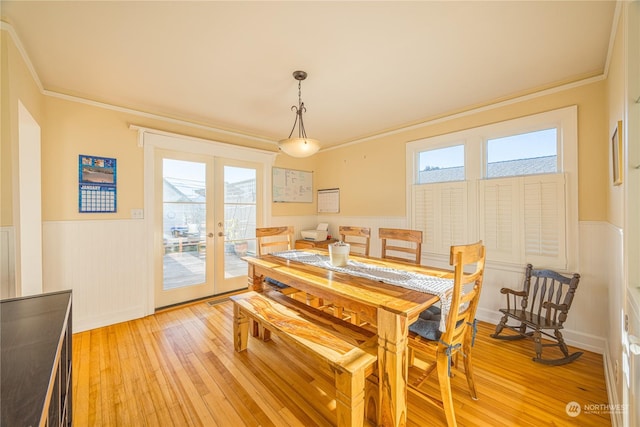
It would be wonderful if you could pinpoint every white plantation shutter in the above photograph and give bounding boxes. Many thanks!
[414,185,436,252]
[523,174,566,268]
[479,178,520,263]
[479,173,566,267]
[413,182,467,255]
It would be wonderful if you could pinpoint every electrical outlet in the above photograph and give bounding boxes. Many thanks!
[131,209,144,219]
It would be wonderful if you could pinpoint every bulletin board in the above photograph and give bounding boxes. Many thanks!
[272,167,313,203]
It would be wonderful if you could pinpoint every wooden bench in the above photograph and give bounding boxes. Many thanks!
[230,290,378,427]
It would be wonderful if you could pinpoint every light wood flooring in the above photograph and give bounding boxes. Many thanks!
[72,296,611,426]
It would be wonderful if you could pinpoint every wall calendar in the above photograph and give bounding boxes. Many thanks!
[78,154,117,213]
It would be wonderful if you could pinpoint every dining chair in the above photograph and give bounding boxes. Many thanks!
[339,226,371,256]
[379,228,423,264]
[256,226,294,256]
[407,241,486,427]
[255,226,298,296]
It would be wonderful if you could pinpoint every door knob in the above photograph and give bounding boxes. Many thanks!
[208,232,214,238]
[217,232,225,237]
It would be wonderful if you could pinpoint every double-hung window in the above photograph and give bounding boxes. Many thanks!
[407,106,578,270]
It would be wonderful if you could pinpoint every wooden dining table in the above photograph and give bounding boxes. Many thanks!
[243,249,452,427]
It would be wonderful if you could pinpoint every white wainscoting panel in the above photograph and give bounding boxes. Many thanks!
[0,226,15,299]
[43,220,148,333]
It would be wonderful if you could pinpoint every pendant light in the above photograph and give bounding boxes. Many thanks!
[278,70,320,157]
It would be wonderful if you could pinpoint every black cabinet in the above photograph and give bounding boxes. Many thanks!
[1,290,72,427]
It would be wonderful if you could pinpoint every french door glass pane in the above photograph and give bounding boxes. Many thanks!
[224,166,257,278]
[162,159,206,290]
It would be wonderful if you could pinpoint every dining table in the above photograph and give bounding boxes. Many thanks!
[243,249,453,427]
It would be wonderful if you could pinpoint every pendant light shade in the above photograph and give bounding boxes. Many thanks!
[278,70,320,157]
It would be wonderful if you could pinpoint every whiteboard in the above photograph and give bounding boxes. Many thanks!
[272,167,313,203]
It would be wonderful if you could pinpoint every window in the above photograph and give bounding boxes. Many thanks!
[486,128,557,178]
[407,106,578,270]
[418,144,465,183]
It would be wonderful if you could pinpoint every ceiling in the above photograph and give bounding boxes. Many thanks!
[2,1,617,150]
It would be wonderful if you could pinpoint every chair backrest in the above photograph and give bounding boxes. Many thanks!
[441,241,486,349]
[256,226,294,256]
[338,226,371,256]
[522,264,580,326]
[379,228,423,264]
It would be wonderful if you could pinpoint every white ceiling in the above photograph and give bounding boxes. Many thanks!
[2,1,617,149]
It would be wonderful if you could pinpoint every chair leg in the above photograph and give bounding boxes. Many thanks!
[533,329,584,365]
[436,353,457,427]
[532,330,543,361]
[555,329,571,357]
[462,342,478,400]
[491,314,508,337]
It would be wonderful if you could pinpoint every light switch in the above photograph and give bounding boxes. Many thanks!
[131,209,144,219]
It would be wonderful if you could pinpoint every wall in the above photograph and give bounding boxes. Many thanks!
[604,5,626,419]
[1,27,45,298]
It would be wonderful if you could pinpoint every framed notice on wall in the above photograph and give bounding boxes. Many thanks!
[317,188,340,213]
[78,154,117,213]
[272,167,313,203]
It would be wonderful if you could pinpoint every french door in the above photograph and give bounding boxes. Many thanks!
[154,150,260,308]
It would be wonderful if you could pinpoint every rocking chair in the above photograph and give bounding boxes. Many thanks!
[491,264,582,365]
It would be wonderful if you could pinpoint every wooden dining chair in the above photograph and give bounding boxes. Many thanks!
[256,226,294,256]
[339,226,371,256]
[407,241,486,427]
[379,228,423,264]
[255,226,298,296]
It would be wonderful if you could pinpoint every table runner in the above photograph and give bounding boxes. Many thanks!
[272,250,454,331]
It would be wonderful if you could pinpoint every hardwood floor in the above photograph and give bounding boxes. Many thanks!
[72,298,611,426]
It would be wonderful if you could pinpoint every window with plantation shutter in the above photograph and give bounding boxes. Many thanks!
[479,173,566,269]
[407,106,577,270]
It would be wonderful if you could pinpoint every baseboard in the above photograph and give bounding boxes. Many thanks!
[476,307,606,354]
[73,305,146,333]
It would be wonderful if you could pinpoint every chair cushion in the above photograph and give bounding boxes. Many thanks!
[409,317,442,341]
[265,277,290,289]
[411,306,443,340]
[410,305,464,341]
[418,305,441,320]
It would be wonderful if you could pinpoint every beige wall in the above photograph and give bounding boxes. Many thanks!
[315,80,608,221]
[606,6,626,229]
[1,30,45,226]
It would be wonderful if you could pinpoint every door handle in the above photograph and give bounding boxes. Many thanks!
[207,232,214,238]
[217,232,225,237]
[629,335,640,356]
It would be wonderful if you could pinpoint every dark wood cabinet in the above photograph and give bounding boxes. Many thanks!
[294,238,337,250]
[1,290,72,427]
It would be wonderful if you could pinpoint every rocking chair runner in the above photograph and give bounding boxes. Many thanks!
[491,264,582,365]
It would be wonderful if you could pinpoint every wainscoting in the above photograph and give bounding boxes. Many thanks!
[43,219,147,332]
[40,216,613,354]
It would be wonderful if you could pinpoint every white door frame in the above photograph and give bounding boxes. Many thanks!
[139,127,276,315]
